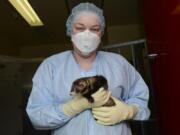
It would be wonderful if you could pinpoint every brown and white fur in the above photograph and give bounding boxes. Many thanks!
[70,75,115,107]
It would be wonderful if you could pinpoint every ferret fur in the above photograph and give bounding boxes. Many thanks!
[70,75,115,107]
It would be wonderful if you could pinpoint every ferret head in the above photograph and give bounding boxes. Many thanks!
[70,76,96,96]
[70,75,108,97]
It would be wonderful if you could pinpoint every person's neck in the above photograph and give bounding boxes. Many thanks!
[73,51,97,70]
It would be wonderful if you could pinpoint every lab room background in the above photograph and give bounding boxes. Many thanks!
[0,0,180,135]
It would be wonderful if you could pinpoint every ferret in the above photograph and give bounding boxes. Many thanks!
[70,75,115,107]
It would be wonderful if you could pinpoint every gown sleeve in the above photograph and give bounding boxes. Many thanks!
[26,60,72,130]
[122,58,150,120]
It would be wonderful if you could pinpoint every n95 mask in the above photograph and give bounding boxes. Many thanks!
[71,30,101,56]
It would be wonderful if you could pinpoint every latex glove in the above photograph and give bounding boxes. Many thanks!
[92,97,138,125]
[62,87,111,117]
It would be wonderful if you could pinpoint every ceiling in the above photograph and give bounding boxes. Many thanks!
[0,0,144,47]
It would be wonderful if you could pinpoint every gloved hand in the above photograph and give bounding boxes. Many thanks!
[62,88,111,117]
[92,96,138,125]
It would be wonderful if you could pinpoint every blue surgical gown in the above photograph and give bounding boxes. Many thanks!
[26,50,150,135]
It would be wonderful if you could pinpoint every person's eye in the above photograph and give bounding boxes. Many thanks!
[76,27,86,31]
[90,28,100,32]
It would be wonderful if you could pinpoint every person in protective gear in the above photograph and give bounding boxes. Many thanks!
[26,2,150,135]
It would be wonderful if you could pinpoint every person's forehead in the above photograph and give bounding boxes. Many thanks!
[74,12,100,26]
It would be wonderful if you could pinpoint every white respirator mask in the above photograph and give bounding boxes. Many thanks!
[71,29,101,56]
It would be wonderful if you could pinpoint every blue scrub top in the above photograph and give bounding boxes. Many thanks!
[26,50,150,135]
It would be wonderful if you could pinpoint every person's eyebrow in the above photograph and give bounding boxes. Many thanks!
[74,23,85,26]
[91,25,100,28]
[74,23,100,28]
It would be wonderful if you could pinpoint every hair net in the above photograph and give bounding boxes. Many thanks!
[66,2,105,37]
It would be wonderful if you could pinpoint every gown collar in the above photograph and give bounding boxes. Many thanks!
[70,51,100,73]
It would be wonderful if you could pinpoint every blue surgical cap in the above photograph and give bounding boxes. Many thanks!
[66,2,105,37]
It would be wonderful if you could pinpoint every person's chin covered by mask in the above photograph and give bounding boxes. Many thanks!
[67,11,103,57]
[72,29,101,57]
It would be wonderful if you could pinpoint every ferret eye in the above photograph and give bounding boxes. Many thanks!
[78,83,85,88]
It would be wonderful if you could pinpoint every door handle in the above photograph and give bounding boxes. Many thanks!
[146,54,158,59]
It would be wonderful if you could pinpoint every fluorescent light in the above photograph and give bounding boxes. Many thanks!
[9,0,43,26]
